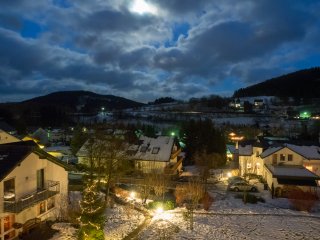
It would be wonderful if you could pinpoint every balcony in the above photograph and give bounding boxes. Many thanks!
[4,180,60,213]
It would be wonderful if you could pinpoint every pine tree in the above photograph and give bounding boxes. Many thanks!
[78,178,106,240]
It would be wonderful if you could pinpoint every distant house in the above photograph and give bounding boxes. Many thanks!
[0,141,69,239]
[0,129,21,145]
[128,136,183,174]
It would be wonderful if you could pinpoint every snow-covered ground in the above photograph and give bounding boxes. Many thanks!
[50,184,320,240]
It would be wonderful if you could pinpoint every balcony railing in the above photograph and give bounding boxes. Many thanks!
[4,180,60,213]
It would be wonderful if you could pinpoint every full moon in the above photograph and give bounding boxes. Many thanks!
[131,0,158,15]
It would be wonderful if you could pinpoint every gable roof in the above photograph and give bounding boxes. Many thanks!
[131,136,174,162]
[227,144,253,156]
[0,141,70,182]
[260,146,283,158]
[260,144,320,160]
[285,144,320,160]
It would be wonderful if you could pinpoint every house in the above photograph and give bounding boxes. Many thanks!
[0,130,21,145]
[129,136,183,174]
[77,135,183,175]
[0,141,69,239]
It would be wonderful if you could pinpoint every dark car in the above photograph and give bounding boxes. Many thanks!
[228,182,258,192]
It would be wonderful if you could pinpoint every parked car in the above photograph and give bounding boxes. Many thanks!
[228,182,258,192]
[227,176,246,185]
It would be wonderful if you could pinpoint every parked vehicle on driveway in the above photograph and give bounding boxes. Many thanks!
[227,176,246,185]
[228,182,258,192]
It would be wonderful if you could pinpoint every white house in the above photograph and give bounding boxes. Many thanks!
[129,136,183,174]
[0,141,69,239]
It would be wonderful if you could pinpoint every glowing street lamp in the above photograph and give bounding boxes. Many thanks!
[130,191,135,199]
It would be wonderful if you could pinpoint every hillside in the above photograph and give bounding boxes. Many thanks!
[233,67,320,98]
[21,91,144,111]
[0,91,145,128]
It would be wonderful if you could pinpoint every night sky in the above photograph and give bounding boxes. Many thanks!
[0,0,319,103]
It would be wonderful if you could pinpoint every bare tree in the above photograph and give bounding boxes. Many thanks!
[175,177,205,230]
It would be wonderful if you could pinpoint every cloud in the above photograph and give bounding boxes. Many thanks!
[0,0,319,102]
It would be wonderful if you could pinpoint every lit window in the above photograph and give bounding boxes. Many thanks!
[288,154,293,161]
[280,154,285,161]
[256,163,260,169]
[39,201,46,215]
[306,166,313,172]
[247,163,252,169]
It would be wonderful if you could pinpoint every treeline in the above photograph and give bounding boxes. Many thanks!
[181,119,226,167]
[233,67,320,98]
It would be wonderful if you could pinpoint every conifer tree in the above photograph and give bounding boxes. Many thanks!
[78,178,106,240]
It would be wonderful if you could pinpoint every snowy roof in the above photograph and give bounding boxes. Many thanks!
[132,136,174,162]
[227,144,252,156]
[265,164,319,179]
[260,144,320,160]
[285,144,320,160]
[260,146,283,158]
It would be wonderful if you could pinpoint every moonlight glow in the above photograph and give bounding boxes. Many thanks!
[131,0,158,15]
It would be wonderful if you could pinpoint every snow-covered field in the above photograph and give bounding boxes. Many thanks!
[50,185,320,240]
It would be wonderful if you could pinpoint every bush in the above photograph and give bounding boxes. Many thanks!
[147,200,175,210]
[243,173,264,183]
[288,189,318,212]
[201,192,214,211]
[235,193,265,204]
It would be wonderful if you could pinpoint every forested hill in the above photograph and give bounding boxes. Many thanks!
[233,67,320,98]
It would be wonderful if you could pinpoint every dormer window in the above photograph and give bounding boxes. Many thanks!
[140,145,148,153]
[152,147,160,154]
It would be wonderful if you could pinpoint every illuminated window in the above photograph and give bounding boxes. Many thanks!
[3,215,14,232]
[247,163,252,169]
[288,154,293,161]
[280,154,285,161]
[39,201,46,215]
[256,163,260,169]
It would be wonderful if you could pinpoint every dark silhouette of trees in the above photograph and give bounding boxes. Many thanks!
[181,119,226,166]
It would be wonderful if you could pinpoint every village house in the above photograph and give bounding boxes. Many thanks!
[227,138,320,192]
[77,135,183,175]
[0,141,69,240]
[128,136,183,174]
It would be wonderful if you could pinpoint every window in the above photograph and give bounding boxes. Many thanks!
[256,151,259,157]
[3,178,15,201]
[3,215,14,232]
[39,201,46,215]
[256,163,260,169]
[288,154,293,161]
[152,147,160,154]
[140,145,147,153]
[272,154,277,164]
[280,154,285,161]
[247,163,252,169]
[37,169,45,190]
[47,197,55,210]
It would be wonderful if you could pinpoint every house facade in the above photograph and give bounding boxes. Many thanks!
[0,141,68,239]
[232,142,320,190]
